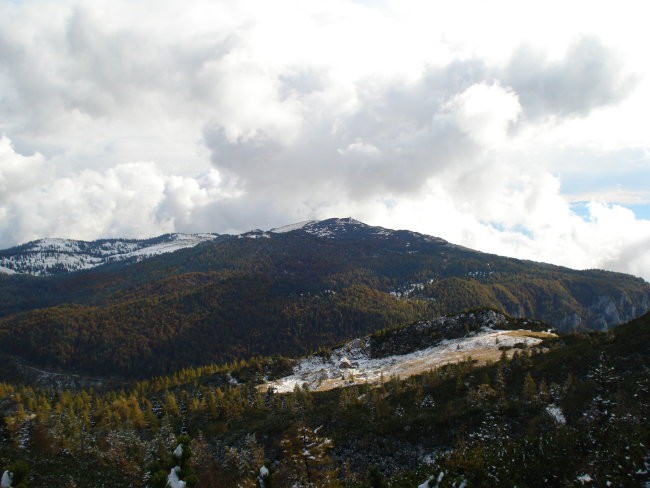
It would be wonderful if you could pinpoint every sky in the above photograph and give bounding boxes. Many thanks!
[1,0,649,280]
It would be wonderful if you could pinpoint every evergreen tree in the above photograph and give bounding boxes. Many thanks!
[277,424,341,488]
[365,465,388,488]
[522,372,538,404]
[538,379,550,403]
[148,434,197,488]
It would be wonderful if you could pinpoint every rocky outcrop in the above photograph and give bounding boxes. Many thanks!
[368,309,547,359]
[585,293,650,331]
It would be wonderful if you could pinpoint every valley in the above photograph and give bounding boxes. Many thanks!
[0,218,648,381]
[0,220,647,486]
[0,306,646,487]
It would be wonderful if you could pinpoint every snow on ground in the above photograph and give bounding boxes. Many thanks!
[577,474,593,483]
[418,477,433,488]
[0,470,12,488]
[0,233,218,275]
[303,218,364,238]
[29,238,84,253]
[546,404,567,424]
[389,280,435,297]
[167,466,186,488]
[262,329,549,393]
[121,234,217,257]
[243,231,271,239]
[173,443,183,459]
[270,220,316,233]
[1,252,103,274]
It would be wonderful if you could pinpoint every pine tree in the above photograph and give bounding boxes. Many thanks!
[148,434,197,488]
[366,465,388,488]
[164,391,181,417]
[538,379,550,403]
[522,372,537,404]
[277,424,341,488]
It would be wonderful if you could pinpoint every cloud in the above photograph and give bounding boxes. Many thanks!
[505,37,635,120]
[567,189,650,206]
[0,143,238,246]
[0,136,48,204]
[0,1,648,281]
[578,203,650,278]
[203,80,522,200]
[442,82,521,146]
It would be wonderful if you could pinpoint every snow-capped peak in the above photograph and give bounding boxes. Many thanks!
[0,233,219,276]
[0,217,450,277]
[301,217,368,238]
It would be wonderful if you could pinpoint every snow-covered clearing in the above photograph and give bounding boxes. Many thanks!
[262,329,553,393]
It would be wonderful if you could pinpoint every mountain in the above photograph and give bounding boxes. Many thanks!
[0,217,648,379]
[0,233,219,276]
[0,218,445,276]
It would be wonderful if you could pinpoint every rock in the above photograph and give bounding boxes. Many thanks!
[339,357,353,369]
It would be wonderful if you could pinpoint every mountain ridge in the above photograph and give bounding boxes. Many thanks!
[0,218,459,276]
[0,217,648,379]
[0,232,220,276]
[2,216,644,284]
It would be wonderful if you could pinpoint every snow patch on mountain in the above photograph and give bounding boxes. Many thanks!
[302,218,365,238]
[241,230,271,239]
[0,217,455,276]
[263,328,549,393]
[0,233,219,276]
[270,220,316,233]
[124,234,217,257]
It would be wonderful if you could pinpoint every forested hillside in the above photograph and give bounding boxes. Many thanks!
[0,218,648,379]
[0,308,647,486]
[0,283,427,377]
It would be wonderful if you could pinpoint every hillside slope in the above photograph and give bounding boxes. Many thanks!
[0,309,647,486]
[0,233,219,276]
[0,218,648,378]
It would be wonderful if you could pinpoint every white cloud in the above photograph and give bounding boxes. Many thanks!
[0,0,648,281]
[567,189,650,206]
[0,136,48,203]
[442,82,520,146]
[0,150,237,247]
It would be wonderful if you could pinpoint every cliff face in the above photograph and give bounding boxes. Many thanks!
[500,286,650,332]
[416,271,650,333]
[368,309,548,359]
[584,292,650,331]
